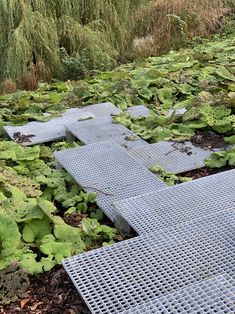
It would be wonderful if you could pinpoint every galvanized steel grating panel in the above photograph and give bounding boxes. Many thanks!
[115,168,235,234]
[128,141,213,173]
[126,105,150,117]
[168,107,187,116]
[121,275,235,314]
[4,109,96,146]
[4,102,120,146]
[62,210,235,314]
[55,141,165,221]
[66,116,147,149]
[79,102,121,116]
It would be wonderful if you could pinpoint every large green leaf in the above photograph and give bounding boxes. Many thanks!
[215,66,235,82]
[22,216,51,243]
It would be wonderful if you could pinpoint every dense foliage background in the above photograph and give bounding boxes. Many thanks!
[0,0,231,90]
[1,1,235,309]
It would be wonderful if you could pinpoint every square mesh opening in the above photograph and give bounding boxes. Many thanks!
[115,169,235,234]
[55,141,165,221]
[63,210,235,314]
[128,141,213,174]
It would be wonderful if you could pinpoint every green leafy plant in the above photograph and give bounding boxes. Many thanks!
[205,148,235,168]
[0,215,22,270]
[61,48,88,80]
[150,165,192,186]
[0,139,117,275]
[199,104,234,133]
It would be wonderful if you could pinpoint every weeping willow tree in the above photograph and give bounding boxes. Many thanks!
[0,0,231,87]
[0,0,143,85]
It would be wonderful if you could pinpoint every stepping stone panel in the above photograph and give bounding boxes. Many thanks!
[66,117,147,149]
[55,141,165,221]
[129,141,213,173]
[79,102,121,117]
[63,210,235,314]
[115,169,235,234]
[121,275,235,314]
[4,102,120,146]
[126,105,150,117]
[168,108,187,116]
[4,110,95,146]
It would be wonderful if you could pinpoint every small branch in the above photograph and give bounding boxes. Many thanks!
[81,185,114,196]
[165,148,177,156]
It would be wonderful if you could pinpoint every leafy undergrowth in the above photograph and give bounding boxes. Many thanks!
[0,82,123,305]
[0,82,79,130]
[150,165,192,186]
[0,139,119,283]
[71,25,235,145]
[205,146,235,168]
[1,22,235,306]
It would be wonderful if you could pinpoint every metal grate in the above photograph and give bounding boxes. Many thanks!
[55,141,165,221]
[4,102,120,146]
[62,210,235,314]
[121,275,235,314]
[168,108,187,116]
[115,168,235,233]
[4,110,96,146]
[66,116,147,149]
[128,141,213,173]
[79,102,121,117]
[126,106,150,117]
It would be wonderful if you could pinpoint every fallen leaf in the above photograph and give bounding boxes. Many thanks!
[21,298,30,309]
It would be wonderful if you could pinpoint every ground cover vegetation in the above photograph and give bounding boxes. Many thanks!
[68,20,235,146]
[0,83,120,305]
[0,0,231,91]
[0,22,235,286]
[1,3,235,309]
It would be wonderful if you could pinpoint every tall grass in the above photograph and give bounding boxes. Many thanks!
[132,0,230,58]
[0,0,232,89]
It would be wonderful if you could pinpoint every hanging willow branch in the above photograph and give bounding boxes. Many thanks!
[0,0,230,85]
[0,0,134,83]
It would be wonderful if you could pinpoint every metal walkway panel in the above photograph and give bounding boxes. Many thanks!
[79,102,121,117]
[168,108,187,116]
[4,110,95,146]
[115,169,235,233]
[126,106,150,117]
[55,141,165,221]
[121,275,235,314]
[62,210,235,314]
[128,141,213,173]
[66,117,147,149]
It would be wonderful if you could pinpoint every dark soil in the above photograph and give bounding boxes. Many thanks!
[13,132,36,144]
[1,267,91,314]
[180,165,233,180]
[191,131,228,150]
